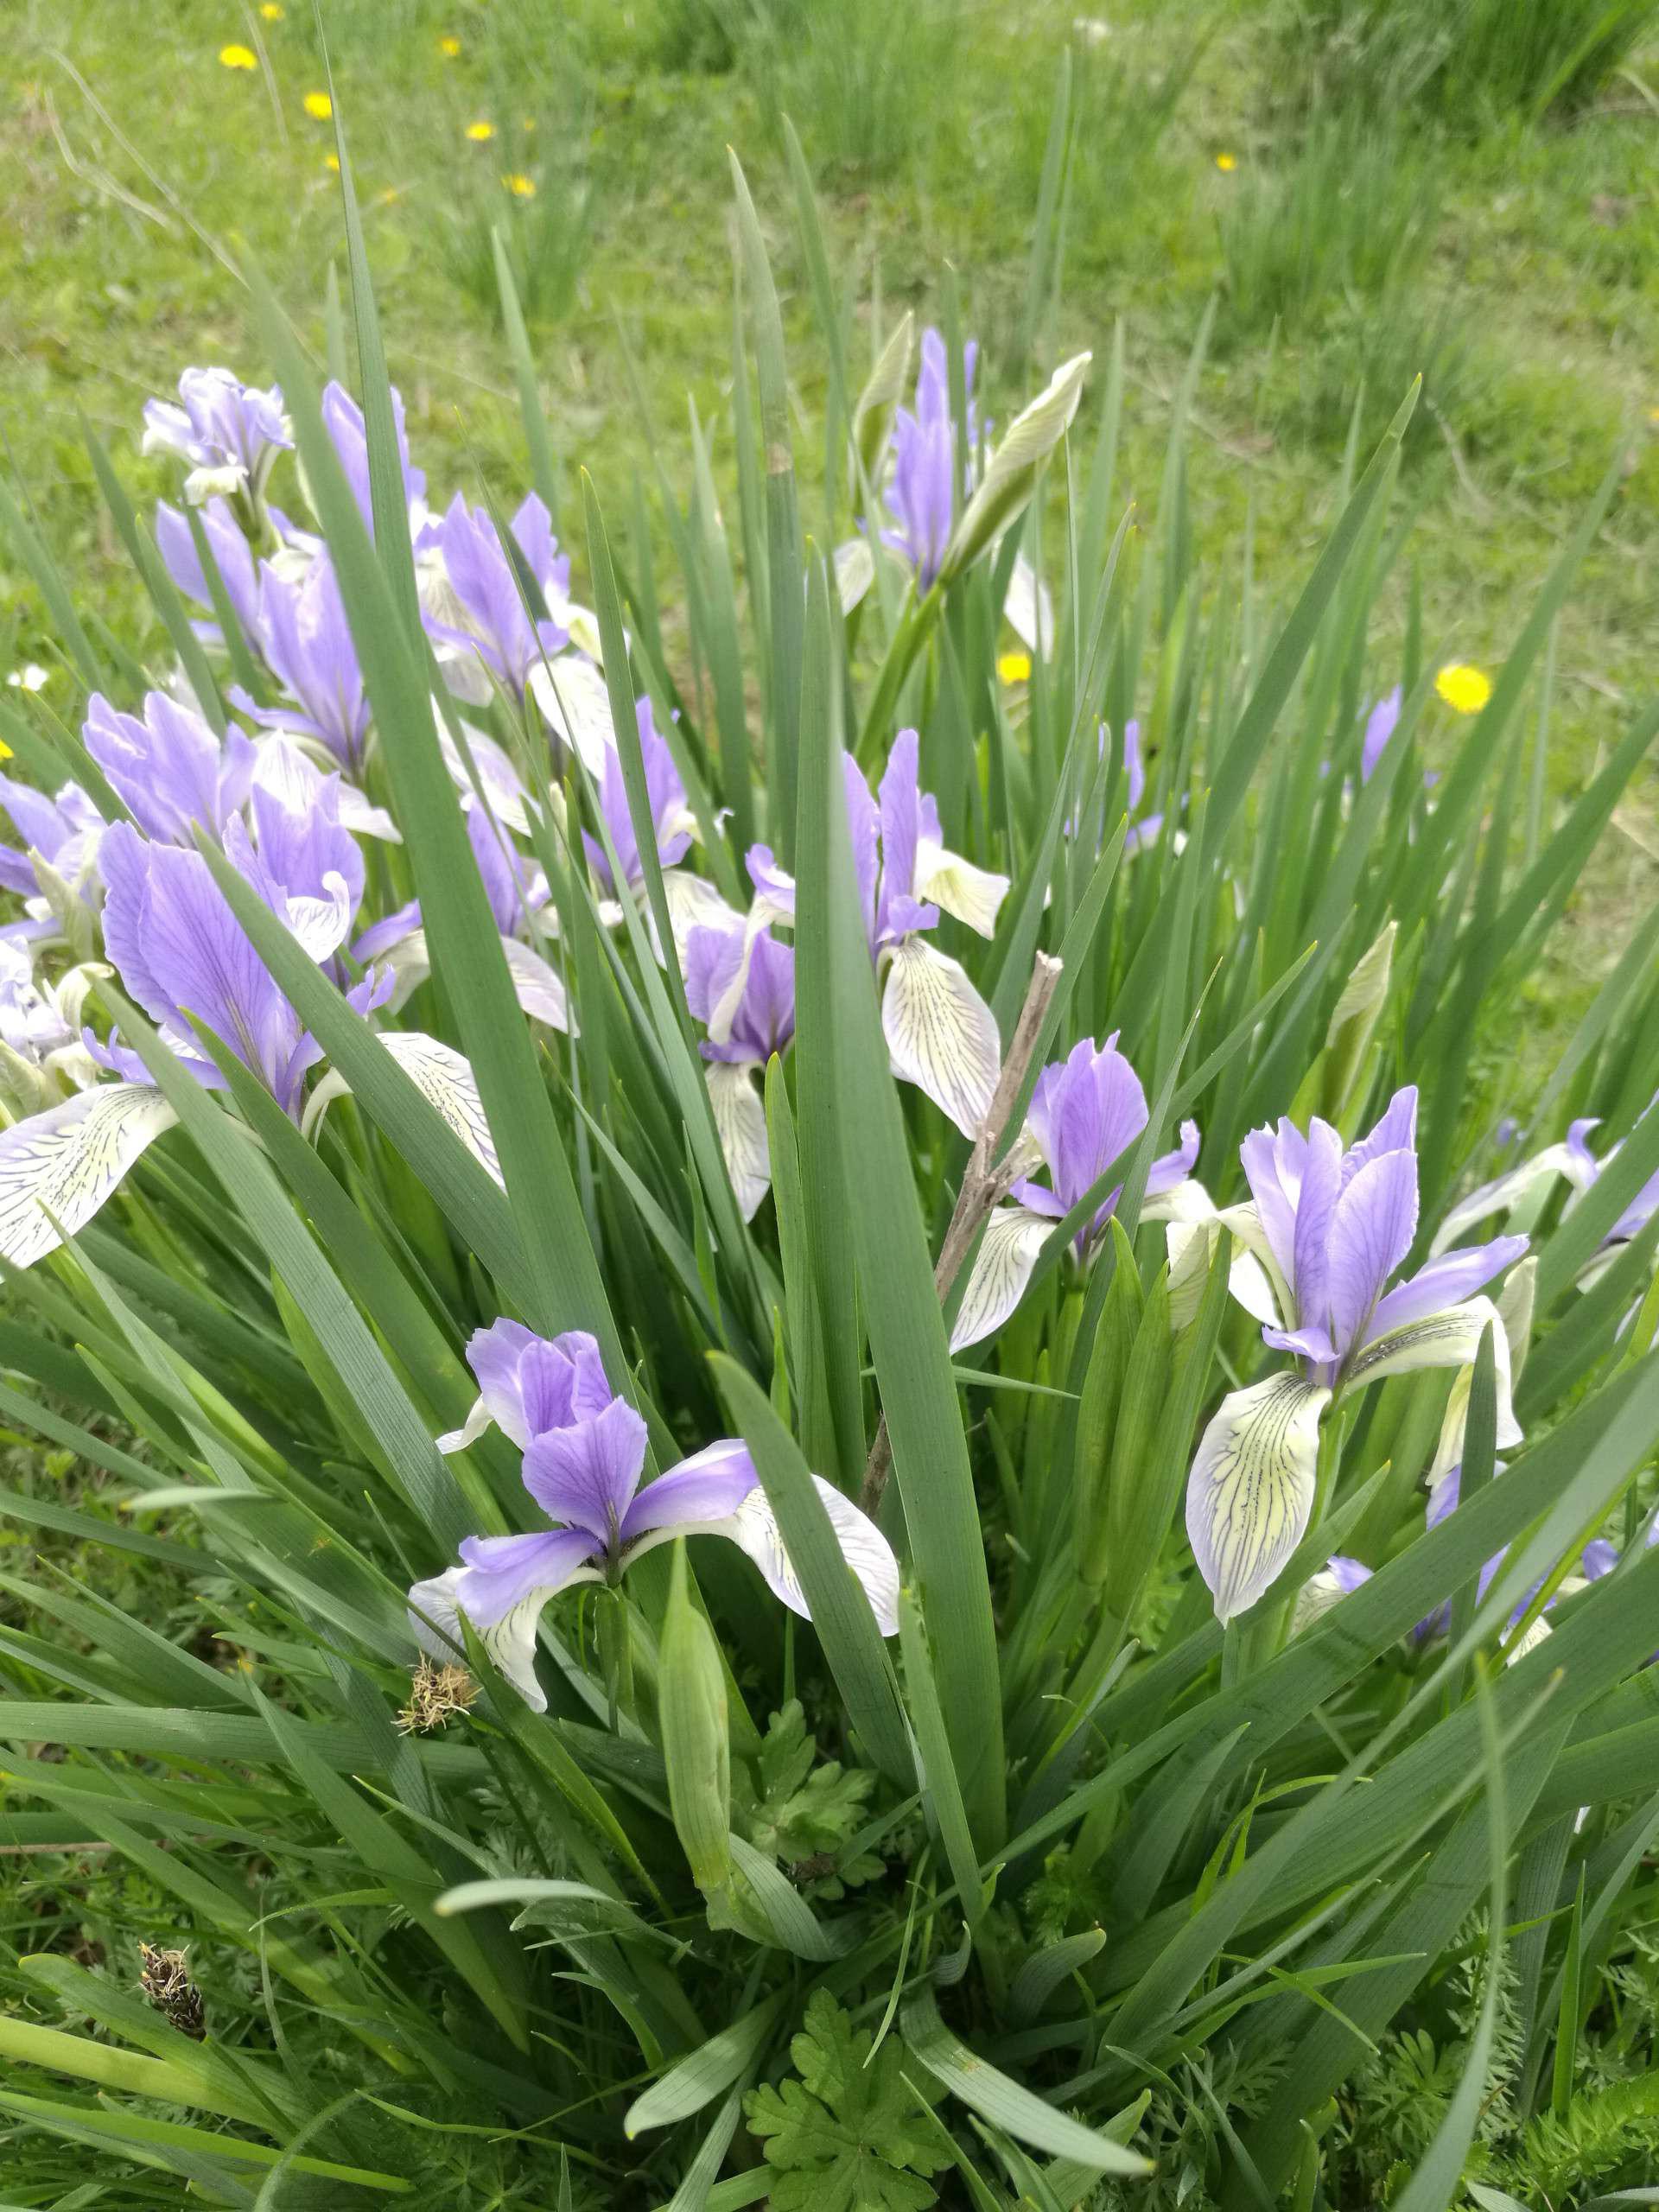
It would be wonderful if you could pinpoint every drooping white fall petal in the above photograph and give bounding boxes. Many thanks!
[1185,1371,1332,1624]
[706,1061,771,1224]
[880,937,1001,1139]
[1344,1293,1521,1447]
[305,1032,504,1188]
[950,1208,1056,1352]
[0,1083,179,1268]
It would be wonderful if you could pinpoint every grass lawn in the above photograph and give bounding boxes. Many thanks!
[6,2,1658,1018]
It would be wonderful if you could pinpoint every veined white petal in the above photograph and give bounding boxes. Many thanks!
[501,938,574,1033]
[881,938,1001,1139]
[1217,1200,1291,1329]
[184,461,249,504]
[565,606,605,666]
[1166,1201,1282,1332]
[408,1561,602,1713]
[1185,1371,1331,1624]
[1497,1255,1536,1377]
[1166,1210,1281,1334]
[336,783,402,843]
[914,840,1010,940]
[712,1475,900,1637]
[368,926,432,1015]
[950,1206,1053,1351]
[1429,1145,1573,1256]
[834,537,875,613]
[283,870,354,964]
[1166,1219,1214,1332]
[660,868,743,973]
[1505,1611,1551,1665]
[378,1033,505,1188]
[1004,552,1055,654]
[529,656,614,778]
[435,716,531,833]
[1347,1294,1520,1447]
[436,1395,491,1456]
[0,1084,178,1268]
[1292,1558,1372,1636]
[707,1060,771,1223]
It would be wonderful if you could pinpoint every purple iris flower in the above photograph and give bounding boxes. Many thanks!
[84,691,255,848]
[1071,719,1165,854]
[1293,1552,1374,1632]
[156,498,262,650]
[747,733,1008,1141]
[505,493,572,615]
[1360,688,1402,783]
[1185,1086,1535,1625]
[0,939,75,1068]
[1239,1087,1529,1390]
[412,1322,899,1709]
[883,328,977,589]
[684,920,796,1065]
[244,765,365,954]
[747,753,880,945]
[321,381,426,539]
[0,777,103,900]
[345,814,528,952]
[467,798,549,937]
[1432,1103,1658,1278]
[583,700,692,895]
[142,368,290,502]
[423,493,569,702]
[874,728,943,944]
[98,823,315,1109]
[237,556,372,773]
[438,1319,613,1452]
[95,814,380,1115]
[1015,1035,1199,1252]
[1416,1462,1622,1645]
[950,1032,1202,1353]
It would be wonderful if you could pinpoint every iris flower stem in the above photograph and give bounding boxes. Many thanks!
[860,951,1065,1515]
[597,1584,634,1732]
[855,584,941,769]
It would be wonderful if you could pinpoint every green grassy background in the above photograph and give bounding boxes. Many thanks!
[6,0,1658,1005]
[3,5,1659,2192]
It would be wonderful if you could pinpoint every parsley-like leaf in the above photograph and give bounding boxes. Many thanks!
[745,1991,950,2212]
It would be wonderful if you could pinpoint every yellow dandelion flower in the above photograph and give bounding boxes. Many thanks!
[219,43,257,70]
[0,740,13,761]
[303,90,332,119]
[502,172,536,198]
[1214,150,1237,172]
[260,3,284,17]
[465,118,495,141]
[1647,405,1659,426]
[522,116,537,130]
[1435,663,1492,715]
[440,34,461,55]
[996,651,1033,685]
[323,153,340,172]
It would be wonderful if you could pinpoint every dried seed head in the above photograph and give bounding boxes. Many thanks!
[139,1944,205,2039]
[397,1658,478,1733]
